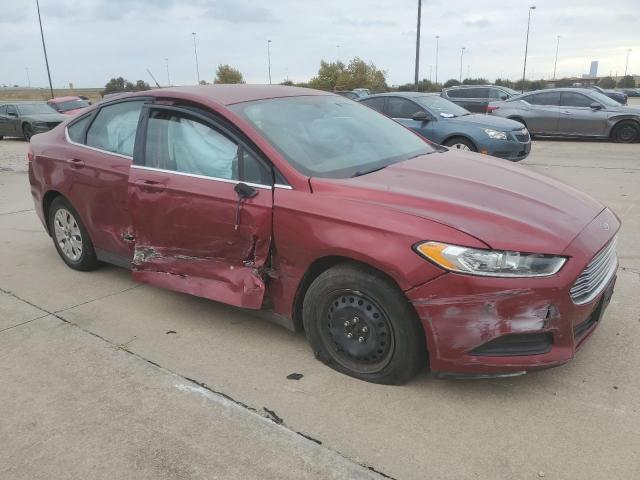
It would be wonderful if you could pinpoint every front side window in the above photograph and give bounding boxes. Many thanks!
[6,105,18,115]
[386,97,423,118]
[87,101,145,156]
[144,110,240,181]
[229,96,434,178]
[560,92,593,108]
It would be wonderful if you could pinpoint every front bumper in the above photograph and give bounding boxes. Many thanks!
[406,208,619,377]
[482,137,531,162]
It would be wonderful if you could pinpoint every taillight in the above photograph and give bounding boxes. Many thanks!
[486,105,500,113]
[27,146,34,162]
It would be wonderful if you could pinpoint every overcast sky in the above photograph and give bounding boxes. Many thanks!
[1,0,638,89]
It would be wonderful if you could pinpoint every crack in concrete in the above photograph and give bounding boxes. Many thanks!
[0,208,35,216]
[0,286,395,479]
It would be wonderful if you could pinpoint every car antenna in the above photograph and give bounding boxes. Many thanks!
[146,68,162,88]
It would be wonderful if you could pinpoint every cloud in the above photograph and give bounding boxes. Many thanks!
[463,17,491,27]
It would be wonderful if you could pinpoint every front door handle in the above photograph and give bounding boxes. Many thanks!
[134,179,166,193]
[68,158,85,169]
[561,110,572,115]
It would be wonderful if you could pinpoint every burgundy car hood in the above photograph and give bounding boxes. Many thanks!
[310,151,604,254]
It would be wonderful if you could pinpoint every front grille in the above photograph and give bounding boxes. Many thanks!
[513,129,530,142]
[469,333,553,356]
[570,238,617,305]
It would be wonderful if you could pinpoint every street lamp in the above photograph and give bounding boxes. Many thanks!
[459,47,465,82]
[414,0,422,91]
[165,58,170,86]
[35,0,54,99]
[435,35,440,85]
[553,35,560,80]
[625,48,632,77]
[192,32,200,84]
[521,6,536,92]
[267,39,272,85]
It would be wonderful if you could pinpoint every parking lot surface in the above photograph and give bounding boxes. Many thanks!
[1,131,639,479]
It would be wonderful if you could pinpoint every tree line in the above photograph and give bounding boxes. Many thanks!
[102,60,636,96]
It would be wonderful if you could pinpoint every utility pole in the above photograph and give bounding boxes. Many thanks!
[165,58,170,86]
[414,0,422,90]
[435,35,440,85]
[459,47,465,82]
[521,6,536,92]
[35,0,54,99]
[192,32,200,84]
[553,35,560,80]
[267,40,272,84]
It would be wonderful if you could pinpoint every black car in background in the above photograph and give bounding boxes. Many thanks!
[440,85,521,113]
[587,85,627,105]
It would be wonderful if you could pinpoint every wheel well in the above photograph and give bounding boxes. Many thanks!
[291,256,419,334]
[508,116,527,128]
[442,134,476,149]
[610,118,640,138]
[42,190,62,235]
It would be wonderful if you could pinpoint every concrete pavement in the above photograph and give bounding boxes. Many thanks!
[1,135,639,479]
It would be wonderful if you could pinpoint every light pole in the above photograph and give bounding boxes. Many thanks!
[459,47,465,82]
[192,32,200,84]
[165,58,170,86]
[35,0,54,99]
[624,48,632,77]
[553,35,560,80]
[435,35,440,85]
[414,0,422,90]
[267,39,272,84]
[521,6,536,92]
[25,67,31,88]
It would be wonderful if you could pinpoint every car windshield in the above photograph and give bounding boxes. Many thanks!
[56,99,90,112]
[229,96,434,178]
[17,103,58,115]
[588,91,621,107]
[415,96,470,117]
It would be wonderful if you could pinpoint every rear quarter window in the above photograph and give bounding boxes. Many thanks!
[86,100,146,156]
[360,97,386,113]
[67,115,92,143]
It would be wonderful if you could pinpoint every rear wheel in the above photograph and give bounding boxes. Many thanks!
[48,197,101,271]
[22,124,34,142]
[443,136,476,152]
[302,262,425,384]
[612,120,639,143]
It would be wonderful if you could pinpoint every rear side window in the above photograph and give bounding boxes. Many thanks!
[445,89,463,98]
[524,92,560,106]
[470,87,489,98]
[386,97,422,118]
[489,88,506,99]
[143,109,270,184]
[560,92,593,107]
[360,97,386,113]
[87,101,145,156]
[0,106,6,115]
[67,115,92,143]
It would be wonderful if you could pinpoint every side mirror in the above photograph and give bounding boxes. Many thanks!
[234,182,257,199]
[590,102,602,110]
[411,111,430,122]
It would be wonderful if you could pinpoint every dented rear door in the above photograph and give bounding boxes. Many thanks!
[127,104,273,309]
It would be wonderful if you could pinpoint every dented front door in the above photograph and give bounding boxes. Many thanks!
[127,105,273,309]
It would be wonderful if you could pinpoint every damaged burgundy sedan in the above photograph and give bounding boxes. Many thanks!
[28,85,619,384]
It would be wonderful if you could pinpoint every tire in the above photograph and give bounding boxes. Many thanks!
[443,136,477,152]
[302,262,426,384]
[611,120,639,143]
[0,135,3,141]
[22,124,34,142]
[48,197,101,271]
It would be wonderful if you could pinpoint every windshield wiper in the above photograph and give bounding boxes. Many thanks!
[351,165,388,177]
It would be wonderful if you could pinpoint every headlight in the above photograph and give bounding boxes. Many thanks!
[483,128,508,140]
[415,241,567,277]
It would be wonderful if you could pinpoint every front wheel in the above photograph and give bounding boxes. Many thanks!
[302,263,426,384]
[22,124,34,142]
[443,136,477,152]
[612,121,639,143]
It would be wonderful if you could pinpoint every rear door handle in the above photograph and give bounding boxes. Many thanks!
[134,179,166,192]
[68,158,85,169]
[561,110,572,115]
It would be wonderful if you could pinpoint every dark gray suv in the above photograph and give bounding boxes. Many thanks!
[441,85,521,113]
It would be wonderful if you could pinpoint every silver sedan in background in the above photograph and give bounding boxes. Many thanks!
[487,88,640,143]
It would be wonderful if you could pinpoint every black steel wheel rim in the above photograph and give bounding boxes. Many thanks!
[618,125,636,142]
[319,289,395,374]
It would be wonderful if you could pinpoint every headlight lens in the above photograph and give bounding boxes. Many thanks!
[483,128,508,140]
[415,241,567,277]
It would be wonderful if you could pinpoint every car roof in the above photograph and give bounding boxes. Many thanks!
[48,96,82,103]
[0,101,49,105]
[122,84,332,106]
[523,88,594,94]
[364,92,440,98]
[443,84,499,89]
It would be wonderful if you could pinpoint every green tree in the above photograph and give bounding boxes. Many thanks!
[102,77,150,95]
[462,77,489,85]
[494,78,515,88]
[529,80,546,91]
[135,80,150,91]
[617,75,636,88]
[280,80,294,86]
[554,77,575,87]
[442,78,461,88]
[598,76,616,89]
[214,65,244,84]
[308,57,387,92]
